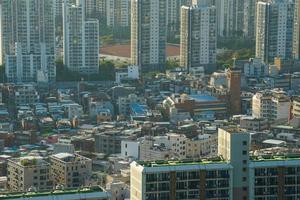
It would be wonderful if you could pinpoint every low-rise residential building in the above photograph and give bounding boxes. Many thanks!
[163,94,227,122]
[117,94,146,115]
[252,89,291,121]
[7,156,52,192]
[240,115,269,131]
[115,65,139,84]
[243,58,269,78]
[50,153,92,188]
[3,84,40,106]
[95,131,136,155]
[186,134,217,158]
[292,96,300,118]
[106,181,130,200]
[66,103,83,119]
[122,133,217,161]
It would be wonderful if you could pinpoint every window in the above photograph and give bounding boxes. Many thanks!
[243,141,247,145]
[243,177,247,182]
[243,151,247,155]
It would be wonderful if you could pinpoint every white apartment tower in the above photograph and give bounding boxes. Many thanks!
[243,0,256,39]
[293,0,300,59]
[255,0,295,63]
[63,0,99,74]
[180,5,217,72]
[106,0,130,27]
[1,0,56,82]
[131,0,167,73]
[219,0,245,37]
[166,0,193,36]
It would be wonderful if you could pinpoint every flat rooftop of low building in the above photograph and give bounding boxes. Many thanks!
[220,127,247,134]
[137,157,226,168]
[263,139,286,145]
[251,154,300,162]
[188,94,218,102]
[130,103,148,115]
[52,152,74,159]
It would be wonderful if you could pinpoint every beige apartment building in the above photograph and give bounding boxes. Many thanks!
[7,156,52,192]
[50,153,92,188]
[186,133,217,158]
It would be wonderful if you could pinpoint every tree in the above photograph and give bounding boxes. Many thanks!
[0,65,6,82]
[166,59,180,70]
[99,60,115,81]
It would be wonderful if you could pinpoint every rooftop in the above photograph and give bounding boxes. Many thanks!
[251,154,300,162]
[0,186,105,200]
[188,94,218,102]
[137,156,226,167]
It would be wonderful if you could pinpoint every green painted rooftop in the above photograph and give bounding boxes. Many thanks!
[0,186,104,199]
[137,156,227,167]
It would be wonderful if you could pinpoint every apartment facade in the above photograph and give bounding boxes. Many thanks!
[255,0,295,63]
[243,0,256,39]
[117,94,146,115]
[252,89,291,121]
[131,127,300,200]
[180,5,217,72]
[63,1,99,74]
[7,156,52,192]
[106,0,130,27]
[249,157,300,199]
[292,96,300,118]
[130,158,233,200]
[50,153,92,188]
[95,131,136,154]
[1,0,56,82]
[293,0,300,59]
[3,84,40,106]
[131,0,167,73]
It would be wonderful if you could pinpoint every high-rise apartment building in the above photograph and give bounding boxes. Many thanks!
[256,0,295,63]
[243,0,256,39]
[7,156,52,192]
[165,0,193,37]
[180,5,217,72]
[131,0,167,73]
[50,153,92,188]
[131,156,232,200]
[131,127,300,200]
[63,0,99,74]
[106,0,130,28]
[219,0,245,37]
[218,127,250,199]
[0,0,56,82]
[293,0,300,59]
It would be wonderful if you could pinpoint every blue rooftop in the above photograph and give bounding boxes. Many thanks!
[130,103,148,115]
[189,95,218,102]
